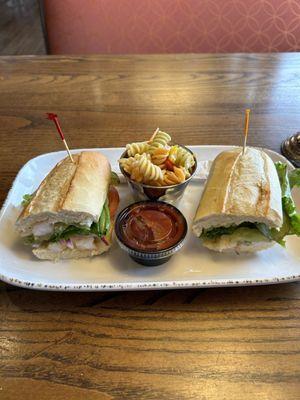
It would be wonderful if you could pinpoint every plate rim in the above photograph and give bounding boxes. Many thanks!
[1,272,300,291]
[1,145,298,291]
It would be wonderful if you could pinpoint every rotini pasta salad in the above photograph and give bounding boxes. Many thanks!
[119,129,196,187]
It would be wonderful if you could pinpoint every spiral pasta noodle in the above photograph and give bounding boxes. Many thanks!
[130,165,143,182]
[148,130,171,153]
[119,153,145,174]
[168,145,195,171]
[140,153,164,183]
[119,155,136,174]
[151,148,169,168]
[119,153,161,183]
[126,141,149,157]
[119,158,133,174]
[162,166,186,186]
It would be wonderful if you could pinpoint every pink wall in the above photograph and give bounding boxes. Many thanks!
[44,0,300,54]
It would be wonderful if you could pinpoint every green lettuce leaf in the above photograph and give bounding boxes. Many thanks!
[21,194,33,207]
[23,235,35,245]
[90,198,110,237]
[288,169,300,189]
[50,200,110,242]
[110,171,120,185]
[49,225,91,242]
[202,223,257,239]
[275,162,300,237]
[25,197,111,244]
[255,163,300,246]
[257,217,289,247]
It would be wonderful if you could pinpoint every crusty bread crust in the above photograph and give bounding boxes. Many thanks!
[62,152,110,219]
[16,152,111,236]
[193,147,283,237]
[19,154,79,220]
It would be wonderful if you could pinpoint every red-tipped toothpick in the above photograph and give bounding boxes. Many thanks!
[242,109,251,155]
[46,113,74,162]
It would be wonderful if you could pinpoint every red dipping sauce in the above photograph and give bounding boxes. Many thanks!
[116,202,187,252]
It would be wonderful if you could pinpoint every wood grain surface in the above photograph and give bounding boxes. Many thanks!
[0,0,45,56]
[0,54,300,399]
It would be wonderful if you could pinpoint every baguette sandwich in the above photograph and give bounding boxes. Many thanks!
[192,147,300,253]
[16,151,120,260]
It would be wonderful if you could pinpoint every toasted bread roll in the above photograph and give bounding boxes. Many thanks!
[193,147,283,253]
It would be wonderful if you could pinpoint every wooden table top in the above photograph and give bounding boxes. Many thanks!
[0,54,299,400]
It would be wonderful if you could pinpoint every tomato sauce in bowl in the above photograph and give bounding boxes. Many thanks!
[115,201,187,266]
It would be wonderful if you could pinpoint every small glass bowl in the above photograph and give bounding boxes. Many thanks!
[119,145,197,204]
[115,201,188,266]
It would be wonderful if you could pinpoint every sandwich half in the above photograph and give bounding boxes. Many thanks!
[16,151,120,260]
[193,147,300,253]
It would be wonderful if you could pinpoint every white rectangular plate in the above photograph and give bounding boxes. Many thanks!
[1,146,299,291]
